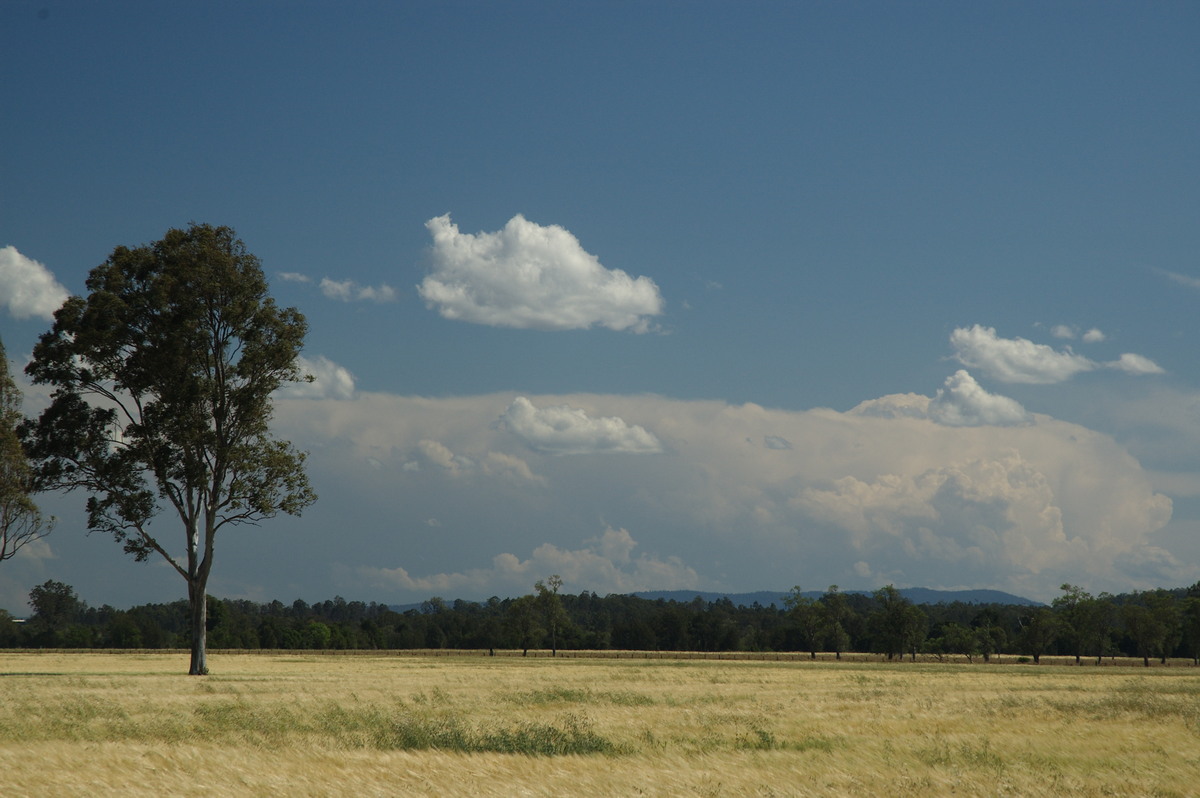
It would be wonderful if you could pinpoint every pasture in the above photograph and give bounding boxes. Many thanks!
[0,651,1197,797]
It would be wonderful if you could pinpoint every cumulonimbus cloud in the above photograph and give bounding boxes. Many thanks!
[271,389,1186,602]
[499,396,662,455]
[951,325,1163,383]
[418,214,664,332]
[0,246,69,320]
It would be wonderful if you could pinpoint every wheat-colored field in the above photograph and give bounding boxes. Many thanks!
[0,651,1197,797]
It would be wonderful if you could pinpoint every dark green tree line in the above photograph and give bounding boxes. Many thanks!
[7,580,1200,664]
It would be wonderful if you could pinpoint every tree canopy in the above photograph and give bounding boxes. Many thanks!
[21,223,316,674]
[0,336,53,562]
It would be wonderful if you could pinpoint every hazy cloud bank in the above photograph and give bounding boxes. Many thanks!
[353,527,699,597]
[272,385,1185,603]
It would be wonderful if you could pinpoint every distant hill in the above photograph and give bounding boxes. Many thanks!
[631,587,1042,607]
[390,586,1043,613]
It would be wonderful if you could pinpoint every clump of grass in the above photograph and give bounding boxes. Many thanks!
[501,687,653,707]
[791,733,843,753]
[369,709,621,755]
[916,735,1005,771]
[735,725,778,750]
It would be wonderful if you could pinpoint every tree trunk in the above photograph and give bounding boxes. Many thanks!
[189,579,208,675]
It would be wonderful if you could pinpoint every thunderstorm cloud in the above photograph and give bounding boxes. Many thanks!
[269,388,1185,604]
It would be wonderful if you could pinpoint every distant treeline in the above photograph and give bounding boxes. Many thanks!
[6,581,1200,666]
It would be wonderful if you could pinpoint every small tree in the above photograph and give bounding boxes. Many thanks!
[783,585,826,659]
[1180,593,1200,666]
[0,337,53,562]
[1123,590,1179,667]
[1018,607,1059,664]
[972,608,1007,663]
[820,585,853,660]
[869,585,926,661]
[505,594,542,655]
[1146,589,1181,664]
[21,224,316,674]
[1054,584,1112,665]
[535,575,569,656]
[940,622,982,663]
[28,579,83,646]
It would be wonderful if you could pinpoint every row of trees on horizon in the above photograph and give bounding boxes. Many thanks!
[8,579,1200,667]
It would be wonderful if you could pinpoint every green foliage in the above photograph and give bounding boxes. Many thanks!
[21,224,315,674]
[8,580,1200,663]
[1018,607,1059,664]
[534,575,570,656]
[869,585,927,660]
[783,585,827,658]
[0,336,53,561]
[26,579,87,646]
[1053,584,1116,664]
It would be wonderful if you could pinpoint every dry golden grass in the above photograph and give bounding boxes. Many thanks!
[1,651,1198,797]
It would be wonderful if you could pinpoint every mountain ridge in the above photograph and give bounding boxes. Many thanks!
[631,587,1043,607]
[390,586,1043,613]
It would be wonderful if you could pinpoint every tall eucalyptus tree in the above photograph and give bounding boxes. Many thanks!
[0,336,54,562]
[22,224,316,674]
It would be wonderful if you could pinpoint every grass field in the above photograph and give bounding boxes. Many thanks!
[1,651,1198,797]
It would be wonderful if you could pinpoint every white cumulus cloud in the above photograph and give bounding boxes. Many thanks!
[1158,269,1200,290]
[928,370,1031,427]
[951,325,1095,384]
[0,246,69,320]
[1050,324,1106,343]
[1050,324,1075,339]
[418,214,664,332]
[951,325,1162,384]
[500,396,663,455]
[275,355,356,400]
[1109,352,1166,376]
[320,278,397,303]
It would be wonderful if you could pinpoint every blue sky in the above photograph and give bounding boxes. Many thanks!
[2,1,1199,612]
